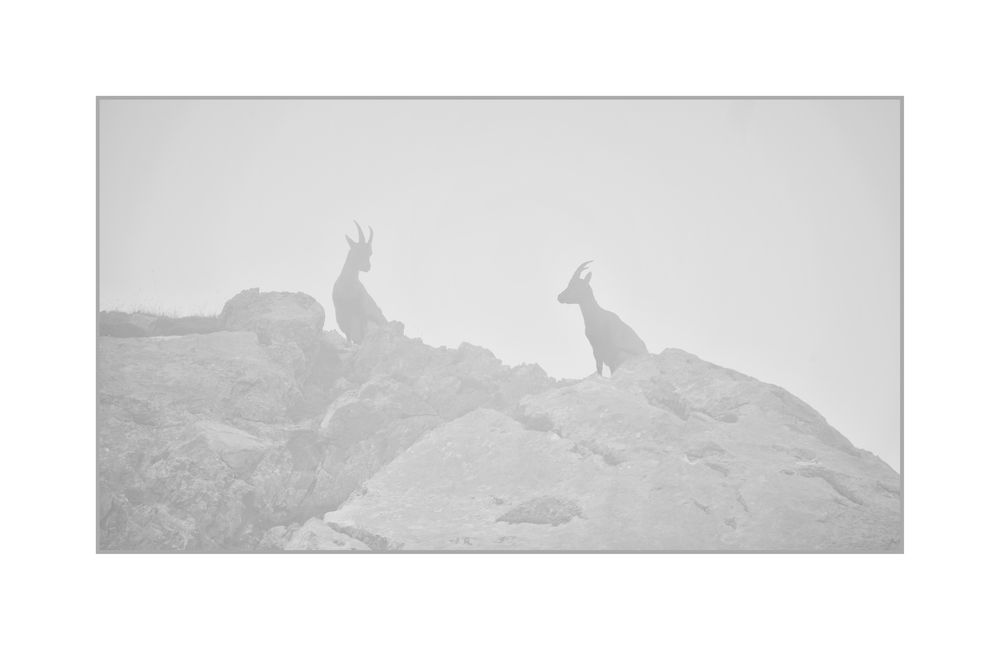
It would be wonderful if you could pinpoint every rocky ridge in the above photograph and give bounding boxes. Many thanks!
[97,289,901,551]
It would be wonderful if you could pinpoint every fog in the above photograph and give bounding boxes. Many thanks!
[99,98,900,469]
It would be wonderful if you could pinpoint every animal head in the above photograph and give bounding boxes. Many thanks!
[557,260,594,304]
[344,220,375,272]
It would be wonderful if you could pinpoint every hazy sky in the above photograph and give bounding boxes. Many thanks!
[99,98,900,469]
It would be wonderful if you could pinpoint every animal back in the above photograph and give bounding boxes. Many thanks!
[586,310,647,371]
[611,316,648,356]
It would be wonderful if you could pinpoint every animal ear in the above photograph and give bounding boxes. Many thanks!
[584,272,592,283]
[345,235,356,248]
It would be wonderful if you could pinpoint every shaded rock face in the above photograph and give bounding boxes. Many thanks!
[289,328,556,521]
[98,289,900,552]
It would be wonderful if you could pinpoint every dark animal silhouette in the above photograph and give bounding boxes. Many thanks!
[332,221,387,343]
[557,260,648,375]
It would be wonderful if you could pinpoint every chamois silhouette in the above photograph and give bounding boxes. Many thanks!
[332,221,387,344]
[557,260,648,376]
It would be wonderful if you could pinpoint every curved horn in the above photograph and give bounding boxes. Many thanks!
[353,220,365,244]
[573,260,594,278]
[367,225,374,246]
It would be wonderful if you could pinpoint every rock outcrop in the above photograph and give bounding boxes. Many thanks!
[97,289,901,552]
[98,290,557,551]
[322,353,900,551]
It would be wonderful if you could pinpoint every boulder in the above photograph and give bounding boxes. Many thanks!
[220,288,325,350]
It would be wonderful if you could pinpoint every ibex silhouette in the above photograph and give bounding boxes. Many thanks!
[558,260,648,376]
[332,221,387,344]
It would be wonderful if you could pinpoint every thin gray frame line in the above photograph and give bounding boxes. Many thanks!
[97,95,902,100]
[95,96,903,554]
[100,549,903,555]
[899,97,904,552]
[96,98,101,555]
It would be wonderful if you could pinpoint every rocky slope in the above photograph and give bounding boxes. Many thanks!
[98,289,901,552]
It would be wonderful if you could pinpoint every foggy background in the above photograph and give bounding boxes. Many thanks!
[98,98,900,470]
